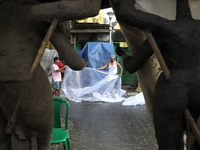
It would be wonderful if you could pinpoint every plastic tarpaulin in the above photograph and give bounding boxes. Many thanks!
[122,92,145,106]
[60,67,126,102]
[40,48,58,83]
[78,42,115,71]
[60,42,145,104]
[60,42,126,102]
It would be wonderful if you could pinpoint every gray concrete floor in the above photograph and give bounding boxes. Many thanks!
[51,87,158,150]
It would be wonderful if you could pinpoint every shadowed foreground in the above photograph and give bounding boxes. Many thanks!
[51,99,157,150]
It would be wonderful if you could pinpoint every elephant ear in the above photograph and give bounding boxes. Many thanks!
[116,22,146,56]
[109,0,162,122]
[110,0,146,55]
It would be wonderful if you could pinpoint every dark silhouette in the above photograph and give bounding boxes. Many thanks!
[0,0,101,149]
[115,0,200,149]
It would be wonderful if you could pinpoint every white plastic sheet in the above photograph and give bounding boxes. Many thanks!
[60,67,126,102]
[40,48,58,83]
[122,92,145,106]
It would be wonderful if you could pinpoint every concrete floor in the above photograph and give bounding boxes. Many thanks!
[51,94,158,150]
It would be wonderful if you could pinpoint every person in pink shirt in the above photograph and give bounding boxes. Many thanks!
[52,57,66,96]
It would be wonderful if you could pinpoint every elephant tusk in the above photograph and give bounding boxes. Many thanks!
[31,18,59,72]
[145,32,170,80]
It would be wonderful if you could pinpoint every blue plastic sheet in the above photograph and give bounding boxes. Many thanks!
[78,42,115,71]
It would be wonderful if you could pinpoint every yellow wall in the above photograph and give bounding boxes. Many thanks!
[77,9,122,29]
[77,9,127,47]
[77,9,107,24]
[114,22,120,29]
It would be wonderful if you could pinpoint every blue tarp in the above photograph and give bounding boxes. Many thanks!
[78,42,115,71]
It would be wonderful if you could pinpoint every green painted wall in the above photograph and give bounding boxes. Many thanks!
[114,43,137,87]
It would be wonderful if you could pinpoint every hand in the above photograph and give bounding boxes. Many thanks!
[63,65,67,69]
[119,74,122,76]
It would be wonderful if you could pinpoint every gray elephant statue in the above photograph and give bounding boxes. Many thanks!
[114,0,200,149]
[0,0,103,149]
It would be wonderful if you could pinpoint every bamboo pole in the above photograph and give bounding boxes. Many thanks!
[145,32,170,79]
[31,18,59,72]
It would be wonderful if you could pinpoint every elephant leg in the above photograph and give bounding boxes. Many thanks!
[37,137,51,150]
[189,142,200,150]
[153,74,188,150]
[16,68,53,150]
[187,82,200,150]
[11,132,31,149]
[0,67,53,150]
[11,133,51,150]
[0,108,11,150]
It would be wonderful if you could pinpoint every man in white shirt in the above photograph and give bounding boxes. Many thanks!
[97,54,123,76]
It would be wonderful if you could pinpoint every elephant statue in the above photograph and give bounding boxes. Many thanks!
[0,0,103,149]
[110,0,200,149]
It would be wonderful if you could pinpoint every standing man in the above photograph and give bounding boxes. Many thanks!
[97,54,123,76]
[52,57,66,96]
